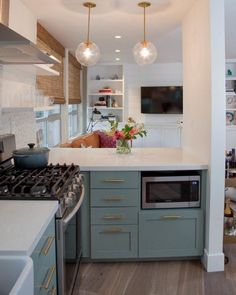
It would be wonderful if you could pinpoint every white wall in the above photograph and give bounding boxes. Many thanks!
[123,63,183,147]
[182,0,225,271]
[124,63,183,124]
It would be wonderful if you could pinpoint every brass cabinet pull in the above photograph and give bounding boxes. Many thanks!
[101,228,123,234]
[102,178,125,183]
[103,197,124,202]
[40,266,55,290]
[41,236,55,256]
[161,215,182,220]
[50,287,57,295]
[103,215,123,220]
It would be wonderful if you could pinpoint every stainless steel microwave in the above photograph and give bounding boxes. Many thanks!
[142,172,200,209]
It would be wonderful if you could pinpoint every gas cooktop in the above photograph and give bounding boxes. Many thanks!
[0,163,80,201]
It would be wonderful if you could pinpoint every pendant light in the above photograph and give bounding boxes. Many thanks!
[133,2,157,65]
[75,2,100,67]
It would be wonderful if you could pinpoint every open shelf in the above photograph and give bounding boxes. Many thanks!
[87,65,124,125]
[90,79,123,82]
[88,93,123,96]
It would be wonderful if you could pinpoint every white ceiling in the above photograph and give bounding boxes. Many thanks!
[21,0,235,64]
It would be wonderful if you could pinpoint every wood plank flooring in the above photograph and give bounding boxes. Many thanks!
[73,245,236,295]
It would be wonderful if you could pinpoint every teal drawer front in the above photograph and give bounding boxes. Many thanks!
[36,265,56,295]
[91,171,140,189]
[139,209,204,258]
[91,207,138,225]
[91,225,138,259]
[91,189,140,207]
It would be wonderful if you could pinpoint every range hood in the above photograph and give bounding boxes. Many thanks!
[0,23,58,65]
[0,0,58,65]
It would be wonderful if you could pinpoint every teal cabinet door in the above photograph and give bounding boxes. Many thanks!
[139,209,204,258]
[91,225,138,259]
[31,217,57,295]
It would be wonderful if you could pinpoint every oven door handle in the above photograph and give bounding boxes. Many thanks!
[62,184,85,225]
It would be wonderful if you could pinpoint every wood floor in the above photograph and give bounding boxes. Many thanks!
[73,245,236,295]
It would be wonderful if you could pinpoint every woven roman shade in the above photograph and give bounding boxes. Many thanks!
[36,23,65,104]
[68,53,82,104]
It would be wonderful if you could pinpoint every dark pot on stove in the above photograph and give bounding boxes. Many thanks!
[13,143,49,169]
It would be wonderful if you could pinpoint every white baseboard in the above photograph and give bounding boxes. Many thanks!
[202,248,225,272]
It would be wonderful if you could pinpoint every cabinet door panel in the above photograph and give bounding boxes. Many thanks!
[139,209,204,257]
[91,225,137,259]
[91,189,139,207]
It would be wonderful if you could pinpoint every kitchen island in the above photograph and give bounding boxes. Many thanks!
[49,147,208,170]
[49,147,207,262]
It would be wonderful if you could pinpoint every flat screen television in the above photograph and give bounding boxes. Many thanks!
[141,86,183,114]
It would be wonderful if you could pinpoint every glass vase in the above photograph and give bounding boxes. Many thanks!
[116,139,131,154]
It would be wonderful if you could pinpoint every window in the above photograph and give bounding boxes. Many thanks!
[35,106,61,147]
[68,104,79,138]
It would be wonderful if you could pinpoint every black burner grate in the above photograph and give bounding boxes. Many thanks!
[0,163,80,200]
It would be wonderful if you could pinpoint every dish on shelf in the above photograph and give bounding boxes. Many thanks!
[226,111,234,125]
[227,96,236,108]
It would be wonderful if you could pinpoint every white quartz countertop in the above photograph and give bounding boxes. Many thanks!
[49,148,208,171]
[0,201,58,256]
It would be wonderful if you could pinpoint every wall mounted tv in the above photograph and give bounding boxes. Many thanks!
[141,86,183,114]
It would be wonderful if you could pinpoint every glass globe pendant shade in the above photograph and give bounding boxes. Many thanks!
[75,41,100,67]
[133,40,157,65]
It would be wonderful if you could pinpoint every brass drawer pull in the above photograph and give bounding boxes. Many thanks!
[41,236,55,256]
[50,287,57,295]
[161,215,182,220]
[103,197,124,202]
[101,228,123,234]
[103,178,125,183]
[103,215,123,220]
[40,266,55,290]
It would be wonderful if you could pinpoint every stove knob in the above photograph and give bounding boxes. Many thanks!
[72,184,80,192]
[65,192,75,207]
[75,174,83,185]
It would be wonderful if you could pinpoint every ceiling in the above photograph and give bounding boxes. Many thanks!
[21,0,235,64]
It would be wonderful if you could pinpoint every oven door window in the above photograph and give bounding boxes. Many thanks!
[146,181,199,203]
[64,212,82,295]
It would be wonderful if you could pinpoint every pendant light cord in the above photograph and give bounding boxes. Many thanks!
[87,4,91,45]
[143,5,146,43]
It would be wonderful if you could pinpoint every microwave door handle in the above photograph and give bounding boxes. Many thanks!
[62,184,85,226]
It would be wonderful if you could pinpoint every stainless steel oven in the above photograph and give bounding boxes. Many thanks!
[142,171,200,209]
[56,182,84,295]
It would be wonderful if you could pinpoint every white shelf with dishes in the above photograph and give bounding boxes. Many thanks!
[226,60,236,150]
[87,65,124,127]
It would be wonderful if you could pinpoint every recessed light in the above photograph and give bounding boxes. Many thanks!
[116,58,120,61]
[115,49,121,53]
[115,35,122,39]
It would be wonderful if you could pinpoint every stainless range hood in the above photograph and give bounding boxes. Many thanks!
[0,0,58,65]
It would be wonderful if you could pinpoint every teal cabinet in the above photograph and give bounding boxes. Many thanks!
[91,189,139,207]
[91,225,138,259]
[139,209,204,258]
[31,218,57,295]
[90,171,139,189]
[90,171,140,259]
[91,207,138,225]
